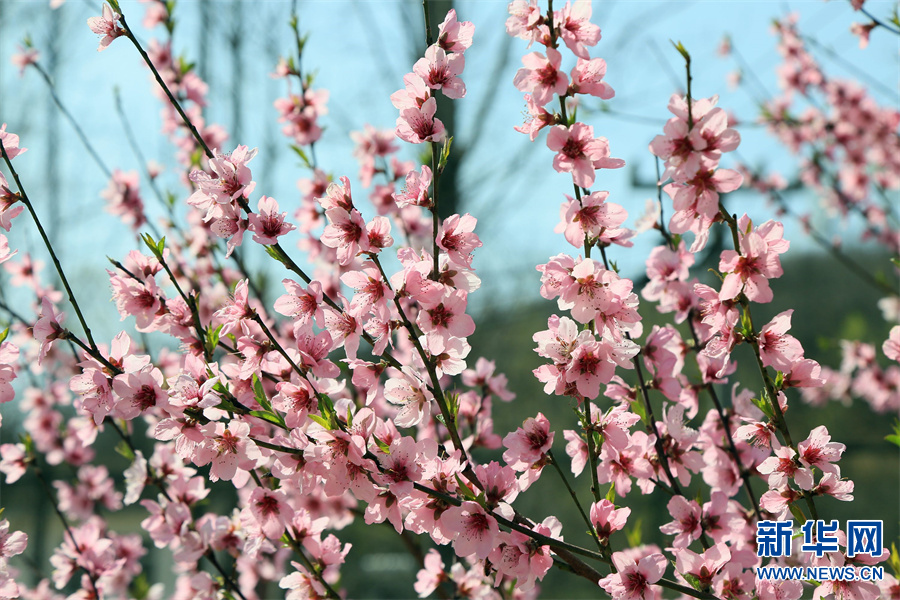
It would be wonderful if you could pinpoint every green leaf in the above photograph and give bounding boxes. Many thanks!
[447,392,460,421]
[205,324,222,357]
[264,245,286,265]
[318,393,335,418]
[130,573,151,600]
[682,573,703,591]
[438,136,453,174]
[252,375,272,412]
[141,233,161,258]
[625,518,642,548]
[290,145,313,169]
[751,396,775,421]
[373,436,391,454]
[670,40,690,62]
[740,309,753,338]
[115,439,135,461]
[630,397,648,425]
[309,414,331,429]
[22,434,35,456]
[249,410,284,428]
[788,503,807,525]
[889,542,900,576]
[455,474,477,501]
[0,327,8,345]
[605,482,616,502]
[885,420,900,448]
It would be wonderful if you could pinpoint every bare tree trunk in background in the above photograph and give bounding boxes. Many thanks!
[45,8,60,240]
[198,0,210,84]
[421,0,462,220]
[229,0,244,144]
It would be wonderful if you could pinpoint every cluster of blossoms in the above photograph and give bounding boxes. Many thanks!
[763,15,900,256]
[0,1,896,600]
[720,14,900,425]
[648,94,742,253]
[802,332,900,414]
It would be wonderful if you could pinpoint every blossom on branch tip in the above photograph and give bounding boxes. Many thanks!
[87,4,124,52]
[437,9,474,54]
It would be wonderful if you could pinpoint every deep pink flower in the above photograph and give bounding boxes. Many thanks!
[112,366,167,421]
[248,196,295,245]
[0,124,26,160]
[241,487,293,540]
[884,326,900,361]
[437,9,474,53]
[10,45,40,77]
[0,341,19,404]
[33,297,66,364]
[437,213,482,268]
[757,444,814,490]
[384,366,433,428]
[589,499,631,542]
[413,46,466,99]
[101,170,146,230]
[414,549,446,598]
[797,425,845,474]
[502,412,554,469]
[187,145,258,217]
[555,0,601,58]
[274,278,325,330]
[758,310,804,372]
[506,0,546,45]
[514,94,556,141]
[396,97,446,144]
[673,543,731,590]
[659,495,703,548]
[417,289,475,346]
[719,220,786,304]
[321,207,370,265]
[513,48,568,107]
[487,517,558,591]
[393,165,432,208]
[0,443,27,483]
[556,191,631,249]
[87,4,124,51]
[546,123,624,188]
[598,551,666,600]
[570,57,615,99]
[440,500,500,559]
[193,421,261,485]
[0,173,24,232]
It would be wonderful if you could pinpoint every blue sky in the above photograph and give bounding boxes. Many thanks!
[0,0,897,336]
